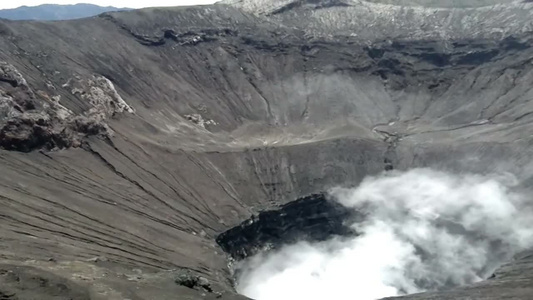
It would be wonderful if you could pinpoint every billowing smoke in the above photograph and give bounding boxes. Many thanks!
[235,169,533,300]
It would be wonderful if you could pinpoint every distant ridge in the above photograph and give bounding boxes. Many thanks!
[0,3,130,21]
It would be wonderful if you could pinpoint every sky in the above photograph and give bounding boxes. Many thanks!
[0,0,218,9]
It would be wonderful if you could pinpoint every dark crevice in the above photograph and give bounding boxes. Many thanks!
[99,13,166,46]
[455,50,499,65]
[502,36,530,51]
[0,77,19,88]
[241,36,290,51]
[366,47,385,59]
[268,0,351,16]
[417,53,452,67]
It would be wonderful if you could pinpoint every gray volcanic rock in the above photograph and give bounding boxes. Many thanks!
[0,62,132,152]
[0,0,533,299]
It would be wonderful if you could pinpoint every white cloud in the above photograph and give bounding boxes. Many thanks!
[0,1,217,10]
[236,169,533,300]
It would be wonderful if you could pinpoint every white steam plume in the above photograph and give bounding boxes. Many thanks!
[236,169,533,300]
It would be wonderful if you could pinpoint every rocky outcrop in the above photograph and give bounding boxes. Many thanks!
[0,63,134,152]
[175,270,214,293]
[71,76,135,117]
[217,194,360,260]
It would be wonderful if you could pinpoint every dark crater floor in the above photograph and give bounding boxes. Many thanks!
[216,193,361,260]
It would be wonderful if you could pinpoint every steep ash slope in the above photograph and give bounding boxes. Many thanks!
[0,1,533,299]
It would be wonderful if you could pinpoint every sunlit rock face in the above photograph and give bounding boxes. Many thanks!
[1,0,533,299]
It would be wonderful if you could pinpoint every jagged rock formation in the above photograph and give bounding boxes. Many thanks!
[216,194,360,260]
[0,62,133,152]
[0,0,533,299]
